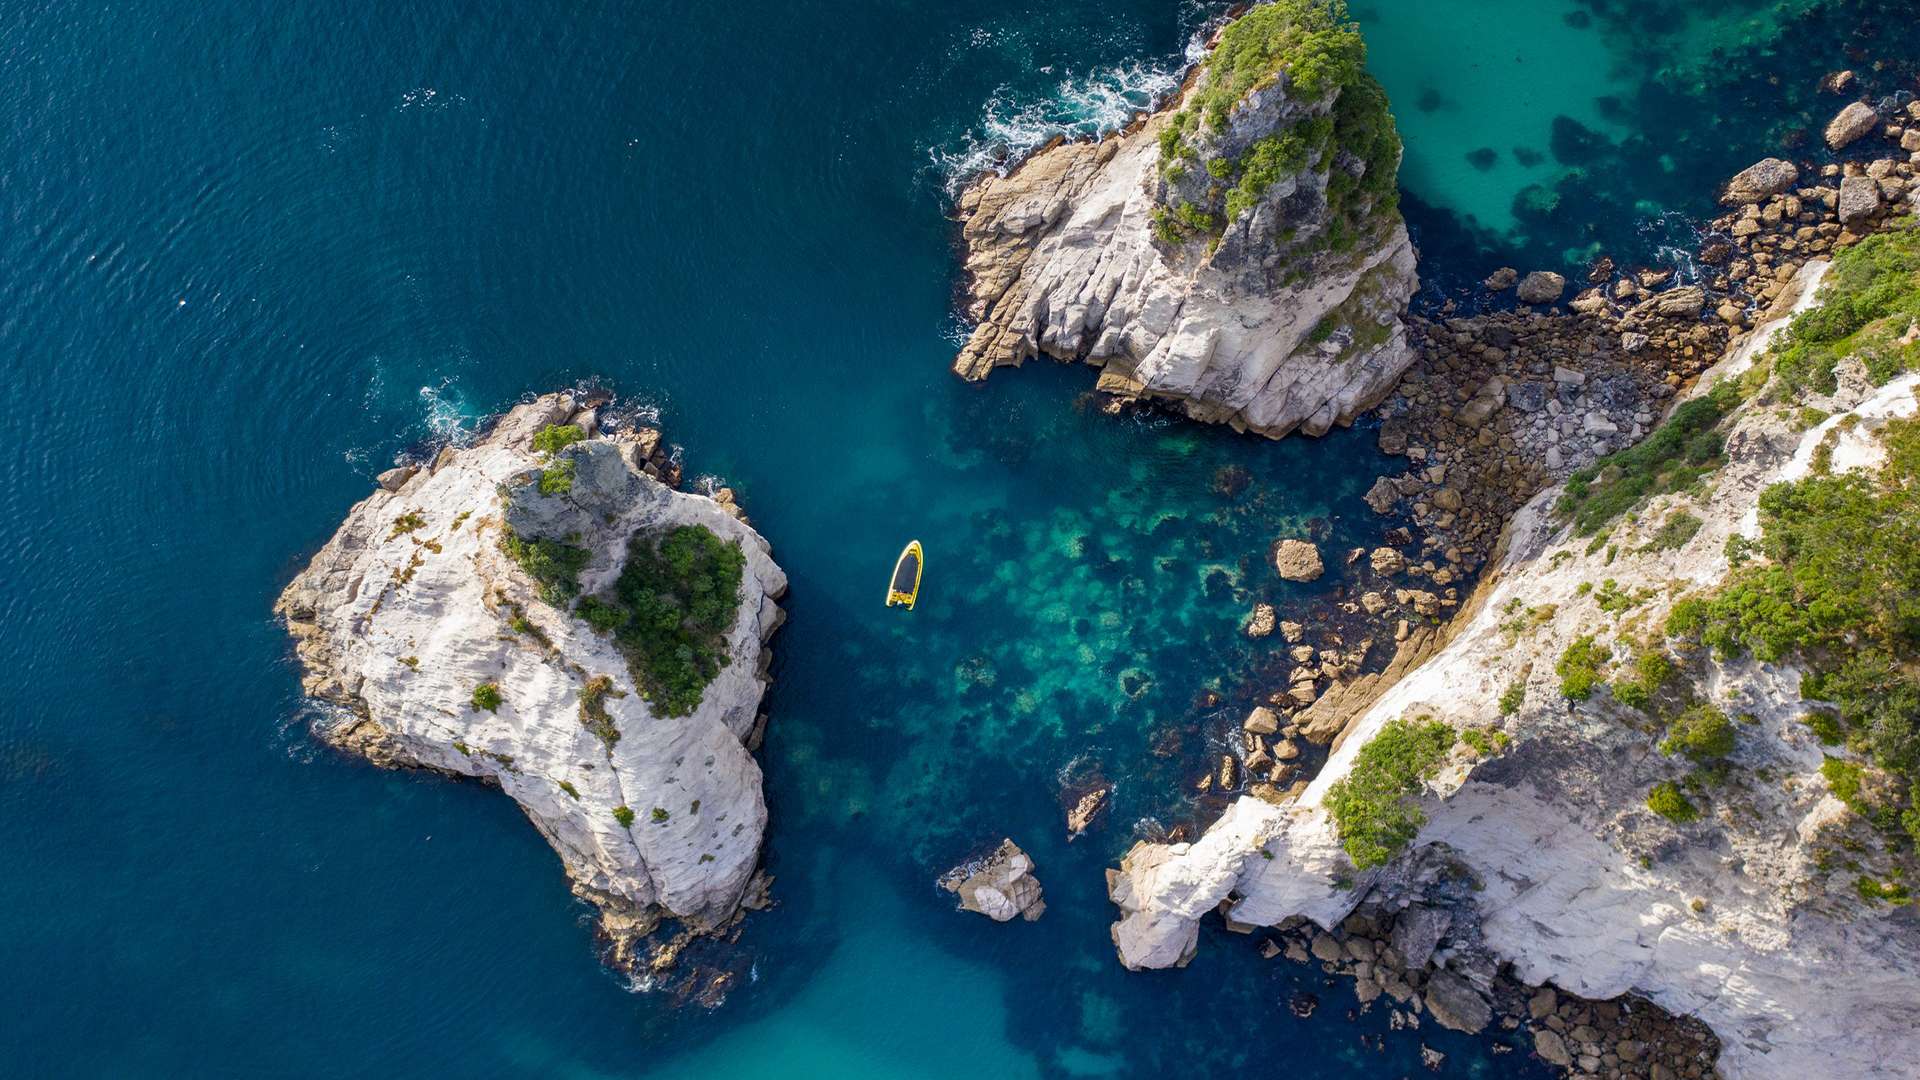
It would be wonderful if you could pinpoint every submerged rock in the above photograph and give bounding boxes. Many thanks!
[942,839,1046,922]
[949,1,1417,439]
[277,393,788,965]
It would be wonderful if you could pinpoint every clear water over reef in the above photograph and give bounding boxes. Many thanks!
[0,0,1912,1076]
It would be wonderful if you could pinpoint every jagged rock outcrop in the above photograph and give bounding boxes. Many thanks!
[1107,260,1920,1078]
[941,839,1046,922]
[951,0,1417,438]
[278,393,788,964]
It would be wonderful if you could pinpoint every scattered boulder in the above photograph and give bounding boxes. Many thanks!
[1825,101,1879,150]
[1066,786,1110,840]
[1274,539,1325,582]
[1654,285,1706,318]
[375,464,418,492]
[1245,603,1276,638]
[1484,267,1519,291]
[1390,904,1452,970]
[1424,969,1493,1034]
[1839,175,1883,225]
[1370,547,1407,575]
[1364,476,1401,515]
[940,839,1045,922]
[1534,1028,1573,1068]
[1243,706,1281,735]
[1721,157,1799,204]
[1515,271,1567,305]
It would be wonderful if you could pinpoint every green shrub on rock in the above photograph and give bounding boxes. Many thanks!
[500,527,591,607]
[575,525,746,717]
[537,457,576,496]
[1558,383,1738,536]
[531,423,586,455]
[1660,703,1736,762]
[471,682,502,713]
[1647,781,1699,823]
[1556,635,1608,700]
[1611,648,1676,711]
[1324,717,1454,870]
[1773,217,1920,394]
[1498,680,1526,716]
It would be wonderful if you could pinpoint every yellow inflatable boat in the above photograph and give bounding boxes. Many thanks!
[886,540,923,610]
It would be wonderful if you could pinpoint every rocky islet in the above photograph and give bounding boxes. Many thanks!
[279,392,788,976]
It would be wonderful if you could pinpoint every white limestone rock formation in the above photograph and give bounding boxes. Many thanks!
[1107,261,1920,1078]
[278,393,788,964]
[952,1,1417,438]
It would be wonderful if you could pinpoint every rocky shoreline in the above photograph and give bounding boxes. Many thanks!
[1250,855,1720,1079]
[949,56,1920,1079]
[278,392,787,994]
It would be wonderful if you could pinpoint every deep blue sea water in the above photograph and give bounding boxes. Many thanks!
[1,1,1914,1076]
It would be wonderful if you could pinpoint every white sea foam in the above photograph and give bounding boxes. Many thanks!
[418,379,476,446]
[930,49,1198,196]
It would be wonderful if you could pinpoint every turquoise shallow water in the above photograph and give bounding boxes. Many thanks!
[0,0,1913,1076]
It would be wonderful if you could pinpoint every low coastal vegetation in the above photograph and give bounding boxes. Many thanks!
[1558,382,1738,536]
[500,430,749,719]
[1555,634,1608,700]
[1773,218,1919,393]
[1667,414,1920,850]
[576,525,746,717]
[471,682,502,712]
[501,527,591,606]
[1647,780,1700,823]
[577,674,626,748]
[1325,717,1454,869]
[1151,0,1398,251]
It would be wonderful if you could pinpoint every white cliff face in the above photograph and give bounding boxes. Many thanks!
[952,32,1418,439]
[1108,262,1920,1078]
[278,394,787,950]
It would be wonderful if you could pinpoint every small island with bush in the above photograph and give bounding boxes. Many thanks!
[277,391,788,975]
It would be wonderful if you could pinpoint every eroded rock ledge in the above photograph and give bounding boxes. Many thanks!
[951,1,1418,439]
[278,393,787,971]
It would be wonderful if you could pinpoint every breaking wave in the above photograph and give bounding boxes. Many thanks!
[929,47,1201,197]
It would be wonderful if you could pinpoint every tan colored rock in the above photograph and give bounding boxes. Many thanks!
[1245,602,1277,638]
[941,839,1046,921]
[1243,707,1281,736]
[1274,539,1325,582]
[1722,158,1800,204]
[1825,101,1879,150]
